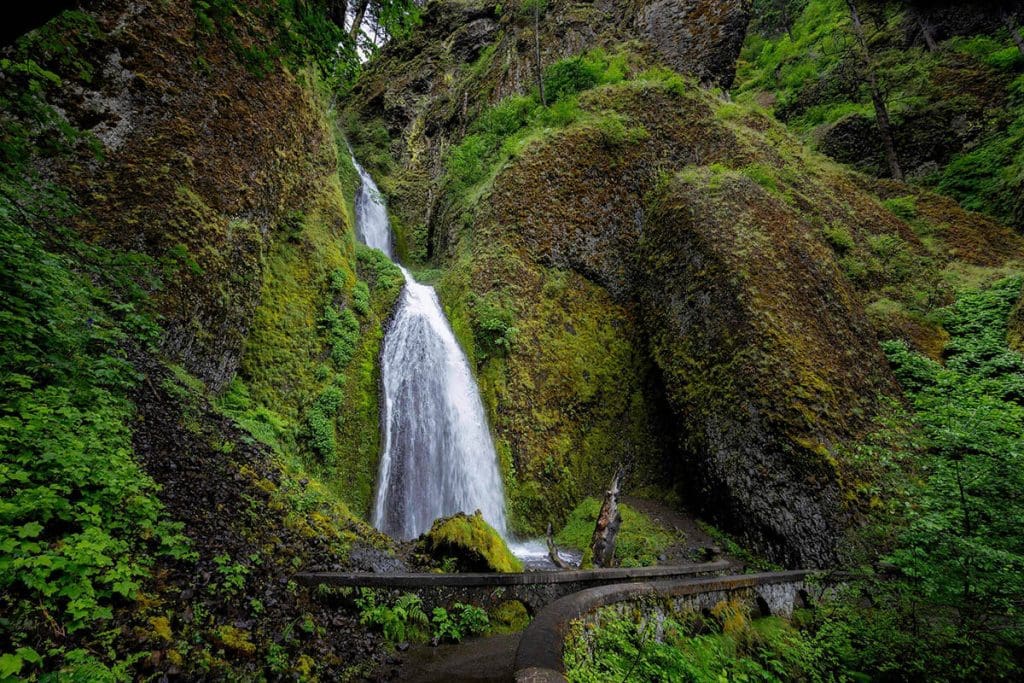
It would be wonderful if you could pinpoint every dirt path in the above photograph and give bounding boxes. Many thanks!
[620,495,741,567]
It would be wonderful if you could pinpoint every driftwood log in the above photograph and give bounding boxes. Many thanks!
[546,522,572,569]
[590,469,623,568]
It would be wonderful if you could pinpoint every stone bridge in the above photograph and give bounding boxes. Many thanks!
[296,565,835,682]
[294,560,733,613]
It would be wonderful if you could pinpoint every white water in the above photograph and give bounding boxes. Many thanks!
[352,159,510,541]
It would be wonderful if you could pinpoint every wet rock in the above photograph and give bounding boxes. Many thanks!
[637,0,752,89]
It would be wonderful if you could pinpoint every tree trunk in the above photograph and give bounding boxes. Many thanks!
[534,3,546,106]
[329,0,348,30]
[914,10,938,52]
[847,0,903,181]
[350,0,370,40]
[780,0,793,40]
[590,470,623,568]
[546,522,572,569]
[1004,12,1024,58]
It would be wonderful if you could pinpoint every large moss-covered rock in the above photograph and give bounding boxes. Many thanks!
[639,169,896,567]
[419,512,524,573]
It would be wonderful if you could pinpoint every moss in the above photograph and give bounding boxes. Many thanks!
[215,625,256,656]
[489,600,530,634]
[149,616,173,644]
[554,497,680,568]
[419,512,523,573]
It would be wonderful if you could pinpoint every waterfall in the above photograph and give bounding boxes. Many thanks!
[351,158,510,541]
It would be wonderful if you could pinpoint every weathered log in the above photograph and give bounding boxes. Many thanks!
[546,523,572,569]
[590,469,623,568]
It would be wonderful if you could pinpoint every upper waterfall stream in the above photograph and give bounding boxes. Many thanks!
[351,158,553,561]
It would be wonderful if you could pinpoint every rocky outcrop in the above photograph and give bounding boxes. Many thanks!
[636,0,751,88]
[38,0,344,392]
[639,170,895,567]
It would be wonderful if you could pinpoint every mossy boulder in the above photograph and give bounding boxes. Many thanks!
[418,512,523,573]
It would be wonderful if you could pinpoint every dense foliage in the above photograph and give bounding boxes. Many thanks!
[355,590,490,644]
[0,57,193,679]
[192,0,422,87]
[800,278,1024,680]
[738,0,1024,227]
[565,601,825,683]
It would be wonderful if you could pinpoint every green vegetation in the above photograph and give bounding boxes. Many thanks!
[443,48,643,199]
[738,0,1024,227]
[555,498,681,568]
[0,56,194,679]
[788,278,1024,680]
[192,0,421,85]
[355,590,490,644]
[420,512,524,573]
[565,600,825,682]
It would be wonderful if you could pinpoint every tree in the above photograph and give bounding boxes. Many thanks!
[329,0,348,30]
[519,0,548,106]
[1003,9,1024,57]
[908,5,939,52]
[845,0,904,181]
[750,0,808,39]
[350,0,370,39]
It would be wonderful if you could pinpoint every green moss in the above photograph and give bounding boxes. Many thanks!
[420,512,523,573]
[554,498,680,568]
[489,600,530,634]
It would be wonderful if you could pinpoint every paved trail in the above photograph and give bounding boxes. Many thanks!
[395,633,520,682]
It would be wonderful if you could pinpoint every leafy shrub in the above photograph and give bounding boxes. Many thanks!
[305,383,343,463]
[564,604,825,682]
[322,305,360,367]
[430,603,489,643]
[351,281,370,317]
[543,49,627,103]
[882,195,917,220]
[822,222,855,252]
[356,590,430,643]
[470,293,519,359]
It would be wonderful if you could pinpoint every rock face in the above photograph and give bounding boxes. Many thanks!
[45,0,345,392]
[640,170,894,567]
[637,0,752,88]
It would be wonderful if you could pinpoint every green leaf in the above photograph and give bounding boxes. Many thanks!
[16,521,43,538]
[0,653,24,678]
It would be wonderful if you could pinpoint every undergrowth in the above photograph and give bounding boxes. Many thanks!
[0,57,194,679]
[554,497,681,568]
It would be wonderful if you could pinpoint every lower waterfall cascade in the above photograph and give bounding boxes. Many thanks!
[352,156,549,562]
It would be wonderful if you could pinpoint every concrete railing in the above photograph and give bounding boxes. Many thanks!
[295,561,733,612]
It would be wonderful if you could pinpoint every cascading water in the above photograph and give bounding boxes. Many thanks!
[352,158,511,542]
